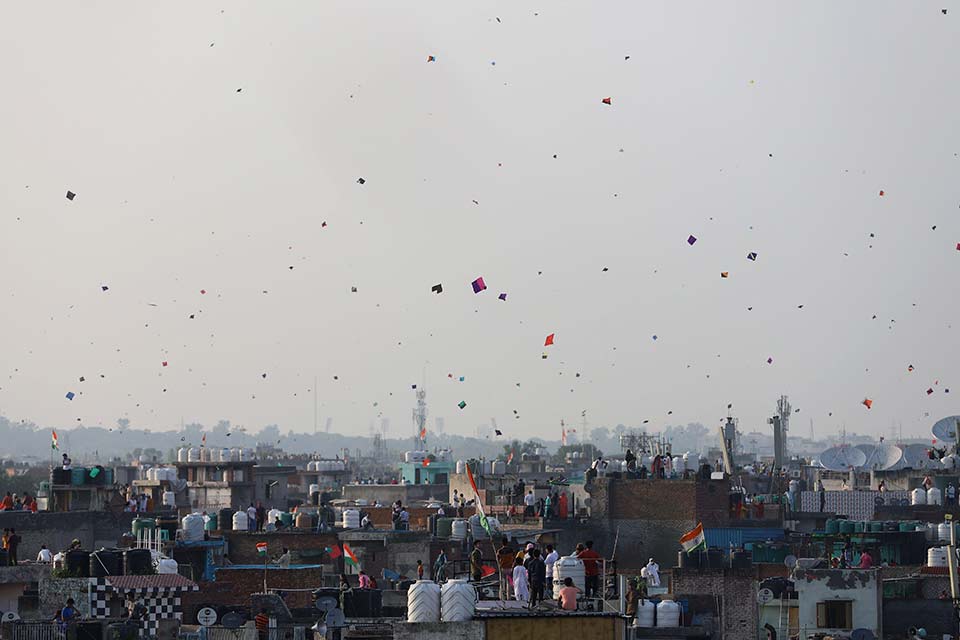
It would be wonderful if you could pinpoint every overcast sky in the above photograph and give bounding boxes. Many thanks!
[1,1,958,444]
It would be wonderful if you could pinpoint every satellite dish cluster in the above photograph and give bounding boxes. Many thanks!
[816,416,960,471]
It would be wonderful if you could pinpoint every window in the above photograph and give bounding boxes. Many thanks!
[816,600,853,629]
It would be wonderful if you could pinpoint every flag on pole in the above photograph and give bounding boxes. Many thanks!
[324,545,343,559]
[419,427,426,440]
[506,450,514,465]
[680,523,706,554]
[202,433,206,446]
[465,464,492,536]
[256,542,268,556]
[343,543,359,567]
[51,430,59,450]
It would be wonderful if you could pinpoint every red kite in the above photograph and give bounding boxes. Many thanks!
[862,398,873,409]
[601,97,612,105]
[544,333,555,346]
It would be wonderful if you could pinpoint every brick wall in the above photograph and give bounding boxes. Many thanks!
[222,531,339,564]
[671,567,758,640]
[586,477,729,527]
[180,566,324,624]
[358,506,475,531]
[0,511,136,560]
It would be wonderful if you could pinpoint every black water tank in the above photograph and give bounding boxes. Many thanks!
[706,548,724,569]
[107,622,138,640]
[731,550,751,569]
[219,508,236,529]
[52,468,72,484]
[90,549,123,577]
[123,548,152,575]
[65,550,91,577]
[88,466,106,486]
[342,590,382,617]
[155,517,178,541]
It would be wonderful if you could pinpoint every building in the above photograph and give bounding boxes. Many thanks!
[793,568,881,639]
[174,460,256,511]
[252,464,295,510]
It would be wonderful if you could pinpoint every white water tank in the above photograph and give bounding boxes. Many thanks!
[944,455,958,470]
[928,547,949,568]
[440,579,477,622]
[641,455,652,470]
[219,448,231,462]
[187,447,200,462]
[673,456,686,474]
[342,509,361,529]
[635,599,656,627]
[482,460,492,475]
[552,556,585,598]
[912,488,927,505]
[939,522,953,542]
[268,509,283,526]
[405,451,427,463]
[456,460,466,474]
[157,557,179,574]
[230,448,240,462]
[656,600,681,627]
[309,484,320,495]
[451,519,468,540]
[491,461,506,475]
[162,491,175,508]
[928,523,939,541]
[232,510,248,531]
[307,461,318,471]
[181,513,204,542]
[177,448,188,463]
[407,580,441,623]
[928,487,943,506]
[789,479,799,493]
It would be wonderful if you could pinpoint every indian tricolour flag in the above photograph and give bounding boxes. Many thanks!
[256,542,268,556]
[680,522,706,554]
[343,543,359,567]
[51,430,58,450]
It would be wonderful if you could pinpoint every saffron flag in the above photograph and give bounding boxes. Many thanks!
[465,464,492,536]
[343,543,359,567]
[419,427,426,440]
[51,430,59,450]
[202,433,206,446]
[256,542,268,556]
[507,450,514,465]
[561,425,567,447]
[680,523,706,554]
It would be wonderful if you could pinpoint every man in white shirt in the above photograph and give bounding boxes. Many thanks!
[645,558,660,587]
[399,508,410,530]
[523,491,536,517]
[37,545,53,563]
[543,544,559,591]
[246,504,257,532]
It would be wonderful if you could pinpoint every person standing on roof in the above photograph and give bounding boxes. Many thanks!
[543,544,559,593]
[469,541,484,582]
[511,557,529,603]
[576,541,601,598]
[246,503,257,532]
[525,548,546,607]
[523,490,536,517]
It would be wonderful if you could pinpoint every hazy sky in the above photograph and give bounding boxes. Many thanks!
[1,2,958,443]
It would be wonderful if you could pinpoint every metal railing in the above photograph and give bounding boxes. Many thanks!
[2,622,67,640]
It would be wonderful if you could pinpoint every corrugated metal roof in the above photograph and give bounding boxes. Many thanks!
[704,527,785,548]
[106,574,198,591]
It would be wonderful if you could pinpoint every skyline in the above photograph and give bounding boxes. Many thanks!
[1,2,958,441]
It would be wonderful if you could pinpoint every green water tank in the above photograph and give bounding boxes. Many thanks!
[437,517,455,537]
[280,512,293,527]
[131,518,156,537]
[839,520,855,534]
[869,521,883,533]
[826,519,840,534]
[854,521,865,533]
[205,513,218,531]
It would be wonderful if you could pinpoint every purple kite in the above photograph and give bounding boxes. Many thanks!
[687,235,697,245]
[498,293,507,301]
[472,277,487,293]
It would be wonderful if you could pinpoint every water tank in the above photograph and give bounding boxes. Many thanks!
[295,512,313,529]
[635,599,656,628]
[929,487,943,506]
[839,520,855,535]
[157,558,178,574]
[177,448,188,462]
[219,448,231,462]
[912,488,927,505]
[205,513,218,531]
[162,491,175,508]
[187,448,200,462]
[309,484,320,496]
[123,549,152,575]
[268,509,283,525]
[71,468,87,485]
[944,455,958,470]
[552,556,585,598]
[218,508,235,528]
[451,519,468,540]
[280,513,293,528]
[482,460,492,475]
[440,579,477,622]
[928,547,949,568]
[825,519,839,534]
[656,600,681,627]
[927,523,939,541]
[343,509,361,529]
[89,549,122,577]
[673,457,686,474]
[407,581,441,623]
[456,460,466,474]
[230,448,241,462]
[131,518,156,538]
[181,514,205,542]
[641,455,652,470]
[939,522,953,542]
[436,517,455,538]
[232,510,248,531]
[491,461,506,475]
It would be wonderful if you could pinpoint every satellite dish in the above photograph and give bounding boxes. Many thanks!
[221,612,244,629]
[819,446,866,471]
[2,612,21,622]
[856,444,903,470]
[324,608,345,628]
[196,607,218,627]
[783,555,797,569]
[315,597,338,612]
[932,416,960,442]
[854,444,876,468]
[902,444,933,469]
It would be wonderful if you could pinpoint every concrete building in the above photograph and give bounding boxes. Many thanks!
[252,464,295,510]
[174,460,256,511]
[399,459,453,486]
[793,568,881,639]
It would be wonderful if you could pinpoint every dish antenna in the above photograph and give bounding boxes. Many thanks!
[901,444,933,469]
[856,443,904,470]
[783,555,797,569]
[932,416,960,442]
[819,445,866,471]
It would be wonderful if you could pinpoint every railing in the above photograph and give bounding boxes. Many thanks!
[2,622,67,640]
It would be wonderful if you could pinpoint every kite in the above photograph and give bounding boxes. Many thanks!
[544,333,555,346]
[602,267,609,272]
[927,388,934,395]
[721,272,729,278]
[427,55,436,62]
[862,398,873,409]
[498,293,507,301]
[495,429,502,436]
[747,252,757,261]
[200,289,207,295]
[908,365,915,372]
[431,284,443,294]
[162,361,168,367]
[601,97,612,105]
[767,357,773,364]
[66,191,76,200]
[459,376,465,382]
[351,286,358,293]
[101,285,109,291]
[79,377,85,382]
[878,190,884,196]
[687,235,697,245]
[357,177,366,185]
[471,277,487,293]
[458,401,467,409]
[541,353,548,359]
[652,335,657,340]
[956,243,960,251]
[65,392,75,401]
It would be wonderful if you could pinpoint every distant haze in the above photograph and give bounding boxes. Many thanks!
[1,2,958,442]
